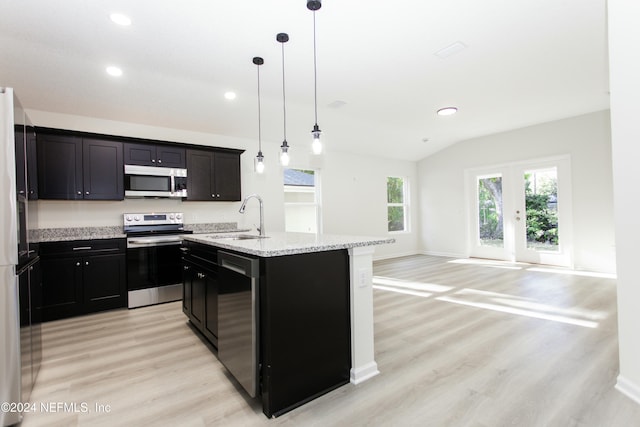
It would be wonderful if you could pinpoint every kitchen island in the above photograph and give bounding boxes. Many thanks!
[181,231,393,418]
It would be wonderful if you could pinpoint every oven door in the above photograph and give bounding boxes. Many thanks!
[126,237,184,308]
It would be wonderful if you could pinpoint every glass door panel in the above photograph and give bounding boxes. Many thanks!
[524,167,559,252]
[478,175,504,248]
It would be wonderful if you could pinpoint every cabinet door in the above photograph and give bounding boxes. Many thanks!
[83,253,127,312]
[37,133,83,199]
[14,124,27,197]
[204,271,218,346]
[191,268,207,330]
[182,262,194,317]
[157,146,186,168]
[124,142,157,166]
[214,151,241,201]
[83,138,124,200]
[26,130,38,199]
[41,256,83,321]
[186,149,214,201]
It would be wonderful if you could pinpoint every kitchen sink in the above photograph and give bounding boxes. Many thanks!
[206,234,269,241]
[232,234,269,240]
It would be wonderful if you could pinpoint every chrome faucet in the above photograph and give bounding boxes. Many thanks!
[239,194,265,237]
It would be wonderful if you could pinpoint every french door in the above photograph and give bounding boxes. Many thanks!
[467,156,573,267]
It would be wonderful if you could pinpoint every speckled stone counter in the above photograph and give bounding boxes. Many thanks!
[184,222,249,234]
[183,231,395,257]
[32,226,126,242]
[32,222,248,242]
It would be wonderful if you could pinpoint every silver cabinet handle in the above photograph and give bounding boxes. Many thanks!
[77,191,82,195]
[184,265,190,270]
[73,246,92,251]
[76,262,81,266]
[85,261,89,266]
[85,191,89,195]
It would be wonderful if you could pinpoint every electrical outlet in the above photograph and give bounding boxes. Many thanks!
[359,269,368,288]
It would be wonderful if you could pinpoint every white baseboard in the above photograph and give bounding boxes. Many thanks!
[616,375,640,405]
[350,361,380,385]
[373,251,419,261]
[420,250,468,259]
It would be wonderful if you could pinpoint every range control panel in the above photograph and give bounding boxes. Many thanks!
[123,212,184,226]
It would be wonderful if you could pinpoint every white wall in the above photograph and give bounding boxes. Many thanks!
[608,0,640,404]
[28,110,418,259]
[417,110,615,273]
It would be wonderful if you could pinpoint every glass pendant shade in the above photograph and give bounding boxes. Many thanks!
[311,124,322,155]
[280,142,290,166]
[255,151,265,174]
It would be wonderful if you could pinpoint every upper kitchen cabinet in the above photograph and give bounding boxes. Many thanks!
[186,148,242,201]
[124,142,186,168]
[14,125,38,199]
[37,129,124,200]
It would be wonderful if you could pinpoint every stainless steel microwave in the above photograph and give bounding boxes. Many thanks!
[124,164,187,198]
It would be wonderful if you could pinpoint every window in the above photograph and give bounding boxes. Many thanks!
[284,169,321,233]
[387,176,409,232]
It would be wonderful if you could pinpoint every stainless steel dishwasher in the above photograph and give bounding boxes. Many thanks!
[217,250,260,398]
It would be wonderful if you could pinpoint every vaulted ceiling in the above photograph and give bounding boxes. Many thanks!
[0,0,609,161]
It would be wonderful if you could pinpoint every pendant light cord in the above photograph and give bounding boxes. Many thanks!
[281,41,287,141]
[313,10,318,126]
[257,63,262,152]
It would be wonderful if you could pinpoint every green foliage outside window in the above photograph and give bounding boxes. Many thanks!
[387,177,406,232]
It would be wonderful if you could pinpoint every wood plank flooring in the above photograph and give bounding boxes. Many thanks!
[21,255,640,426]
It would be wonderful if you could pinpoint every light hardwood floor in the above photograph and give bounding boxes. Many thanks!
[21,255,640,426]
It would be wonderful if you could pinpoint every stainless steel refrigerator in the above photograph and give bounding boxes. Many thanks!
[1,87,41,427]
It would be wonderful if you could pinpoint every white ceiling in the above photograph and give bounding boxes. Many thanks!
[0,0,609,161]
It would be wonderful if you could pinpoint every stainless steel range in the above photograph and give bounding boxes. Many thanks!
[124,212,191,308]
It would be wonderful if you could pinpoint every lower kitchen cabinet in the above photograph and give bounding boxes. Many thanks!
[40,239,127,321]
[182,241,218,346]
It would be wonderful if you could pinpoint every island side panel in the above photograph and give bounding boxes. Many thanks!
[348,246,380,384]
[260,249,351,418]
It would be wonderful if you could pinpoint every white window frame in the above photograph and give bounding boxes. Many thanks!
[387,176,410,234]
[283,168,322,234]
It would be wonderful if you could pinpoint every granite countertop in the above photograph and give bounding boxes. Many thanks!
[183,231,395,257]
[32,222,247,243]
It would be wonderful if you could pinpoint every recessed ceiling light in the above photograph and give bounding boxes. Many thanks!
[224,91,237,100]
[106,66,123,77]
[437,107,458,116]
[434,41,467,59]
[110,13,132,26]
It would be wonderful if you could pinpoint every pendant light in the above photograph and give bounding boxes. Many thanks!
[277,32,291,166]
[308,0,323,155]
[253,57,265,174]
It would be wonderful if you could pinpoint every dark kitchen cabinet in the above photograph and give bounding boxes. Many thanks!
[40,239,127,321]
[15,125,38,199]
[26,130,38,199]
[37,132,83,200]
[182,241,218,347]
[260,250,351,418]
[37,130,123,200]
[124,142,186,168]
[83,138,124,200]
[186,148,241,201]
